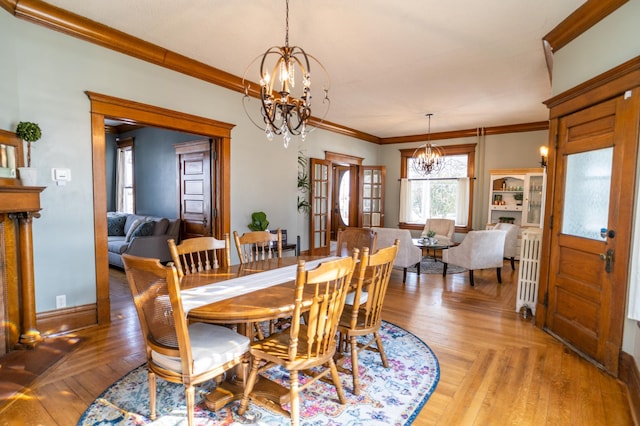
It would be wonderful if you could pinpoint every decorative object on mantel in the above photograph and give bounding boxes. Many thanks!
[412,113,445,176]
[241,0,330,148]
[499,216,516,224]
[15,121,42,186]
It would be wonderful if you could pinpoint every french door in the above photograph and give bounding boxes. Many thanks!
[309,157,385,255]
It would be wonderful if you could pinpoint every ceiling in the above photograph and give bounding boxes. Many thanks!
[45,0,585,139]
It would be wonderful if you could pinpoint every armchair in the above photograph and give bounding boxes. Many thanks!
[442,230,506,286]
[492,222,519,270]
[422,218,455,245]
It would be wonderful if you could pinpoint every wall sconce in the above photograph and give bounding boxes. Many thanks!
[539,145,548,168]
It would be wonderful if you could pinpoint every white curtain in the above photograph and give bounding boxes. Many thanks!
[115,149,125,212]
[399,178,409,223]
[456,178,469,227]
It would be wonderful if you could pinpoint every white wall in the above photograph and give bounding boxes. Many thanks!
[551,0,640,370]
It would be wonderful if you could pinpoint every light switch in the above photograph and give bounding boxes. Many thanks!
[51,168,71,186]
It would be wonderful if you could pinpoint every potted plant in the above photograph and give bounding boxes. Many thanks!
[15,121,42,186]
[248,211,269,231]
[514,192,523,206]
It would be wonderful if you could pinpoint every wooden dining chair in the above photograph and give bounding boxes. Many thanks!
[337,240,399,395]
[237,251,359,426]
[121,254,250,426]
[167,234,231,279]
[233,229,282,263]
[335,227,377,257]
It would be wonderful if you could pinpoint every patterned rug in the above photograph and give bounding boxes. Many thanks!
[78,321,439,425]
[408,258,467,275]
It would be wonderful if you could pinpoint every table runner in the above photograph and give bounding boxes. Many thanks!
[180,257,337,315]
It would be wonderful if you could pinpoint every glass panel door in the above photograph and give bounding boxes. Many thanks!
[360,166,385,227]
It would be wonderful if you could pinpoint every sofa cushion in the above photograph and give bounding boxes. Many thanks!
[125,218,146,242]
[107,237,129,254]
[107,214,127,236]
[131,220,156,238]
[153,218,169,236]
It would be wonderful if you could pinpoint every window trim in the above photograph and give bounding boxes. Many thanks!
[399,143,476,233]
[115,137,135,213]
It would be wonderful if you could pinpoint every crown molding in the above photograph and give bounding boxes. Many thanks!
[4,0,550,144]
[544,0,628,53]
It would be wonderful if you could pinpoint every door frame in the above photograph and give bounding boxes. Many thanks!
[538,57,640,372]
[88,91,234,325]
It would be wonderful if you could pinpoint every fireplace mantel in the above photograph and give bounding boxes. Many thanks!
[0,185,45,354]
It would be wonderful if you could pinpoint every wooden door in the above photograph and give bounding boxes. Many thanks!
[544,90,640,375]
[176,140,213,240]
[309,158,331,255]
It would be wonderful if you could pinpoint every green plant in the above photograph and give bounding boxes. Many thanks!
[15,121,42,167]
[513,193,523,201]
[426,229,436,238]
[297,151,311,213]
[248,211,269,231]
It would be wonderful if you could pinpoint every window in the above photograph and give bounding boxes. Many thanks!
[115,137,134,213]
[399,143,475,231]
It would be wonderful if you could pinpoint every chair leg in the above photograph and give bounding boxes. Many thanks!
[349,335,361,395]
[497,267,502,283]
[328,357,347,404]
[185,385,195,426]
[443,263,448,276]
[469,270,474,286]
[374,331,389,368]
[148,370,157,420]
[290,370,300,426]
[238,356,261,416]
[403,267,407,283]
[510,257,515,270]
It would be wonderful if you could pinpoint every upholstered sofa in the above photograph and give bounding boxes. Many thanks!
[107,212,181,268]
[374,227,423,283]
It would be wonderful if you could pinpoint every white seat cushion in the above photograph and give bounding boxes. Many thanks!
[151,322,249,375]
[345,290,368,306]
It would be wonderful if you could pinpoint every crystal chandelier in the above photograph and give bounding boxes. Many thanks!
[242,0,330,148]
[412,114,445,176]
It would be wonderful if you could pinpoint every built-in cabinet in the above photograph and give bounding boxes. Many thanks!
[488,168,545,228]
[488,168,545,260]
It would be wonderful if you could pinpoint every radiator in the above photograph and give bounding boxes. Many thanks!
[516,228,543,316]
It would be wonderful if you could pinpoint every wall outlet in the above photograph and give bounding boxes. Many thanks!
[56,294,66,309]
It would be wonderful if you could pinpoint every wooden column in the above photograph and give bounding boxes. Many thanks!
[0,186,45,351]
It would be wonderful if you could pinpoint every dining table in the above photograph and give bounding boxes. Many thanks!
[179,255,338,414]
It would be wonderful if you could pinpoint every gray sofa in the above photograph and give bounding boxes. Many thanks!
[107,212,181,268]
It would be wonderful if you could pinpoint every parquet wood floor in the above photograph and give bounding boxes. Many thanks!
[0,262,634,425]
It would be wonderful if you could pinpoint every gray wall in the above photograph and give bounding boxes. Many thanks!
[107,127,203,219]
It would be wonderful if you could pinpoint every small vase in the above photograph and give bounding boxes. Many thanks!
[18,167,38,186]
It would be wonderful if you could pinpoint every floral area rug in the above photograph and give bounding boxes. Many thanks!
[78,321,439,425]
[408,258,467,275]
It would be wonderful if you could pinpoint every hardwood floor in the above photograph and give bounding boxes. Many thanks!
[0,262,635,425]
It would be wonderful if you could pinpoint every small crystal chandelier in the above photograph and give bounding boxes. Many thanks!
[412,113,445,176]
[242,0,330,148]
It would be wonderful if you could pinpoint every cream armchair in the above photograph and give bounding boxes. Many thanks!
[422,218,455,245]
[441,230,506,286]
[492,222,519,270]
[374,227,423,283]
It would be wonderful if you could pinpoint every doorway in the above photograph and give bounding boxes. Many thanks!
[88,91,234,325]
